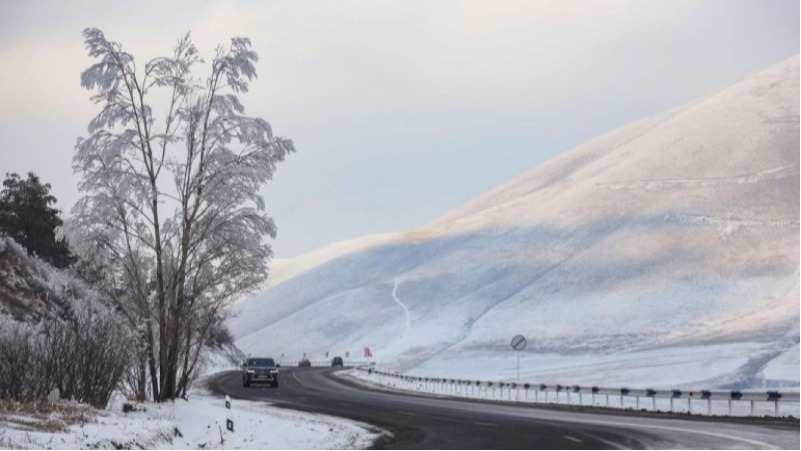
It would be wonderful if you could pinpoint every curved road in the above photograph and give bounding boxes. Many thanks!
[211,367,798,449]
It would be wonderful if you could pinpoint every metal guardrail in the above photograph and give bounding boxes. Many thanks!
[356,367,800,417]
[279,360,373,368]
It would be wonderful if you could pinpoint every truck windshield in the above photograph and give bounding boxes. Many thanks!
[248,358,275,367]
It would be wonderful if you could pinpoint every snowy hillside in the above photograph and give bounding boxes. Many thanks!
[230,56,800,390]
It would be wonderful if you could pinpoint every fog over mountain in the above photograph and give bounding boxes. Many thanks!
[230,56,799,390]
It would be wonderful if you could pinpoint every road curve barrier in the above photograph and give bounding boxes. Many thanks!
[354,367,800,418]
[278,360,372,368]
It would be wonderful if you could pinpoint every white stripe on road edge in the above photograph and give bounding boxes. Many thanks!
[564,435,582,443]
[473,421,498,428]
[555,418,781,450]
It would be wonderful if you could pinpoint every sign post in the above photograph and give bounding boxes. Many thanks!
[511,334,527,383]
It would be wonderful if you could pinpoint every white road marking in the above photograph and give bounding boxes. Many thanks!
[564,435,582,443]
[544,417,782,450]
[473,421,498,428]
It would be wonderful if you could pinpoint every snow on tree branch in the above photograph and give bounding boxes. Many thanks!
[65,28,294,401]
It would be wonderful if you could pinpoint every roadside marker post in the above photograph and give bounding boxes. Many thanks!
[224,395,234,433]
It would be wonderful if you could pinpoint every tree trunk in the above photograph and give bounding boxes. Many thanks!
[146,318,160,400]
[137,344,147,401]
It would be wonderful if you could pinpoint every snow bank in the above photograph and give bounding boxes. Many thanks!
[0,389,383,450]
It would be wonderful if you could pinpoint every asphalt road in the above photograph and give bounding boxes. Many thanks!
[210,367,799,449]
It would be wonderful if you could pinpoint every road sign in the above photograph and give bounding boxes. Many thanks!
[511,335,527,351]
[511,334,527,383]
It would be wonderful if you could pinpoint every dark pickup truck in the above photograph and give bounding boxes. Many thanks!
[241,357,279,388]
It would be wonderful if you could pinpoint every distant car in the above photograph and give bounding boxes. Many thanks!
[241,357,279,388]
[298,359,311,368]
[331,356,344,367]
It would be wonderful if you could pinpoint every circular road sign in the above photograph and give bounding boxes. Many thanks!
[511,334,527,351]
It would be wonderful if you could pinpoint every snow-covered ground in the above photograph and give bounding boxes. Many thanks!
[0,388,382,450]
[230,55,800,392]
[0,352,385,450]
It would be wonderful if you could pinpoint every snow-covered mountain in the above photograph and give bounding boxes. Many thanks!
[230,56,799,390]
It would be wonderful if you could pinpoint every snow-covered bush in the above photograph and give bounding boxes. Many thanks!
[0,320,52,402]
[42,304,134,408]
[0,235,134,408]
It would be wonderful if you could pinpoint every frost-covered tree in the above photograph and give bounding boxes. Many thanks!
[64,28,294,401]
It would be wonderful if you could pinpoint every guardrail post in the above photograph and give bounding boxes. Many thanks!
[605,394,609,407]
[645,389,656,411]
[750,400,754,416]
[730,391,742,416]
[694,390,707,415]
[636,395,639,410]
[767,391,781,417]
[670,390,681,413]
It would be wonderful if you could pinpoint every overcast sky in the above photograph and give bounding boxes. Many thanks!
[0,0,798,257]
